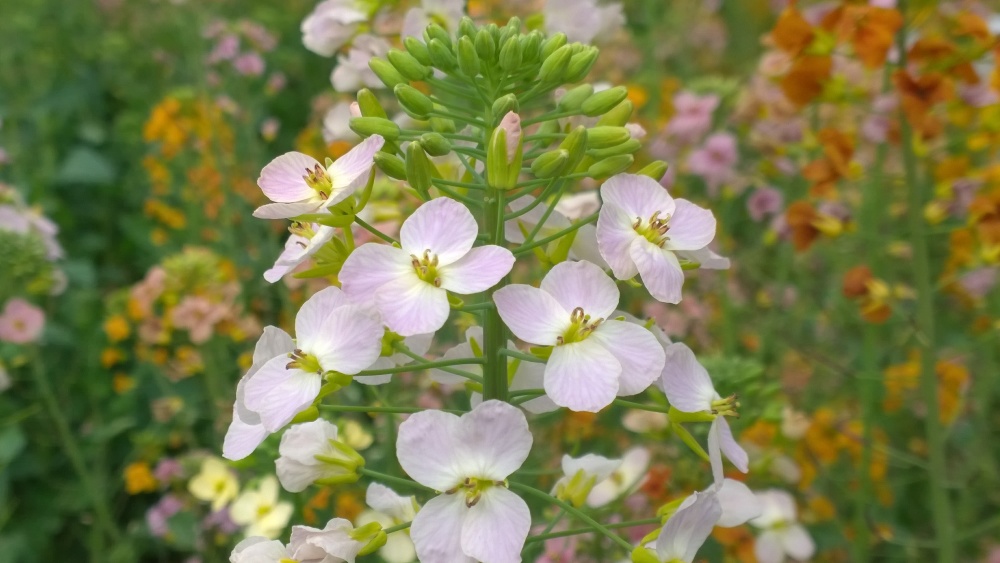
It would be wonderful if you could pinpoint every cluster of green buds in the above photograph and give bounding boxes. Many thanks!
[0,230,59,303]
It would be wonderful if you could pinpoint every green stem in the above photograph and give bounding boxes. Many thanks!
[525,517,662,544]
[499,349,545,363]
[482,182,509,401]
[319,404,462,415]
[392,344,484,383]
[357,357,484,376]
[384,522,412,534]
[510,482,635,553]
[514,213,599,256]
[359,468,432,492]
[613,399,671,414]
[354,217,397,244]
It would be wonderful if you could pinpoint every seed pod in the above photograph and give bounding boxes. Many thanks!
[475,28,496,62]
[531,149,569,179]
[586,154,634,179]
[428,39,457,71]
[538,44,573,84]
[585,126,631,149]
[596,99,634,127]
[588,138,641,159]
[581,85,628,117]
[419,132,452,156]
[564,47,599,83]
[394,84,434,119]
[356,88,387,119]
[373,152,407,180]
[558,84,595,111]
[350,117,401,140]
[491,94,519,122]
[368,58,407,89]
[498,36,523,72]
[406,142,434,199]
[457,36,480,77]
[539,32,567,60]
[424,23,452,47]
[403,36,432,65]
[559,125,589,170]
[636,160,669,182]
[387,49,431,81]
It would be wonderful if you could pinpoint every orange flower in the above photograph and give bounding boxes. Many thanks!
[104,315,131,342]
[123,461,157,494]
[821,5,903,68]
[893,70,952,137]
[302,487,332,525]
[803,129,854,198]
[113,372,136,394]
[771,5,815,56]
[842,265,892,323]
[101,347,125,368]
[780,55,833,107]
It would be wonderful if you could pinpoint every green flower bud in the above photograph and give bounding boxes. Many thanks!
[428,38,457,71]
[350,116,401,140]
[457,36,480,77]
[596,99,634,126]
[491,94,519,122]
[373,152,407,180]
[485,22,500,42]
[429,116,457,134]
[521,30,543,62]
[564,46,599,83]
[559,125,589,170]
[587,154,634,178]
[637,160,669,182]
[387,48,431,81]
[531,149,569,179]
[394,84,434,119]
[535,119,562,137]
[475,28,496,62]
[581,85,629,117]
[357,531,388,557]
[498,36,523,71]
[405,142,434,199]
[356,88,387,119]
[419,132,452,156]
[539,32,567,60]
[458,16,477,39]
[538,44,573,84]
[368,58,407,89]
[403,36,432,65]
[558,84,594,111]
[424,23,452,47]
[499,16,521,44]
[487,112,523,189]
[585,126,631,149]
[588,137,642,159]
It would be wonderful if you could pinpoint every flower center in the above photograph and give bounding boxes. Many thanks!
[289,221,317,246]
[256,504,273,518]
[710,394,740,417]
[446,476,506,508]
[557,307,603,345]
[410,250,441,287]
[633,211,671,247]
[303,164,333,199]
[286,348,323,374]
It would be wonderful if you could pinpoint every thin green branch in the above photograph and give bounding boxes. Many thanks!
[510,482,635,553]
[513,213,598,256]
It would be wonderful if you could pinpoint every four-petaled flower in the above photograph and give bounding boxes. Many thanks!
[597,173,717,304]
[254,135,384,219]
[230,518,366,562]
[397,400,532,563]
[750,490,816,563]
[340,197,515,336]
[494,260,665,412]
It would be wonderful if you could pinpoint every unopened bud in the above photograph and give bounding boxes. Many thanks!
[350,117,400,140]
[538,44,573,83]
[587,154,633,178]
[374,152,407,180]
[581,85,628,117]
[564,46,599,83]
[539,32,567,60]
[388,48,431,81]
[428,38,457,71]
[405,142,435,199]
[419,132,452,156]
[531,149,569,179]
[521,30,543,62]
[588,138,641,159]
[597,99,634,126]
[458,16,477,39]
[491,94,519,122]
[559,125,589,170]
[368,58,407,89]
[499,35,523,71]
[290,406,319,424]
[558,84,594,111]
[403,36,432,65]
[358,531,388,556]
[637,160,669,182]
[475,28,496,62]
[424,23,452,47]
[394,84,434,119]
[429,116,457,134]
[356,89,387,119]
[585,126,631,149]
[457,36,481,77]
[487,112,523,189]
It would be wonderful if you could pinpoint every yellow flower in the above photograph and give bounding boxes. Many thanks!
[188,457,239,511]
[101,347,125,368]
[340,419,373,450]
[112,373,135,394]
[230,476,293,539]
[124,461,157,494]
[103,315,131,342]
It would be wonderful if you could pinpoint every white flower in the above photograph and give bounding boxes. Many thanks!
[357,332,434,386]
[230,476,294,539]
[661,342,749,480]
[331,34,391,92]
[230,518,365,562]
[242,287,383,434]
[401,0,466,39]
[552,453,621,506]
[505,196,607,268]
[750,490,816,563]
[275,419,362,492]
[264,223,336,283]
[494,260,665,412]
[188,457,239,511]
[356,483,419,563]
[301,0,368,57]
[543,0,624,44]
[586,446,649,507]
[340,197,515,336]
[397,400,533,563]
[323,102,360,144]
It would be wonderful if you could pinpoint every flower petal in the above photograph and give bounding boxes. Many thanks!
[716,417,749,473]
[510,361,558,414]
[439,245,515,294]
[660,342,717,412]
[754,530,785,563]
[253,326,296,366]
[545,341,621,412]
[540,260,619,319]
[366,483,417,522]
[222,415,269,461]
[655,490,722,563]
[781,524,816,560]
[430,328,482,385]
[590,319,664,396]
[493,285,570,346]
[715,479,761,527]
[676,245,730,270]
[312,304,384,374]
[461,487,531,563]
[562,453,622,483]
[410,494,474,563]
[328,135,385,191]
[397,410,465,490]
[253,201,323,220]
[243,356,321,432]
[375,275,450,336]
[569,223,609,268]
[400,197,478,265]
[601,173,675,222]
[596,204,641,280]
[340,243,412,308]
[630,237,685,304]
[296,286,352,349]
[663,199,716,251]
[458,400,532,480]
[258,152,321,203]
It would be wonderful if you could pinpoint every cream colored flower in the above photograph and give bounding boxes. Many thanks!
[188,457,239,511]
[230,476,294,539]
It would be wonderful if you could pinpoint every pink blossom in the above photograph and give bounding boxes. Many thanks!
[668,92,719,144]
[207,34,240,64]
[146,494,184,537]
[746,186,784,222]
[170,296,230,344]
[232,52,265,76]
[687,132,738,193]
[0,298,45,344]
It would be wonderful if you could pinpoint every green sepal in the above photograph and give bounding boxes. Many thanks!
[585,126,630,149]
[539,32,567,60]
[403,36,432,65]
[424,23,452,47]
[559,125,589,170]
[290,406,320,424]
[474,28,496,62]
[564,46,599,83]
[357,531,388,556]
[530,149,568,179]
[374,152,408,180]
[405,142,434,199]
[538,44,572,83]
[671,422,711,462]
[419,132,452,156]
[558,84,594,111]
[428,38,457,71]
[457,36,480,77]
[528,346,553,360]
[394,84,434,119]
[498,35,523,71]
[587,138,641,159]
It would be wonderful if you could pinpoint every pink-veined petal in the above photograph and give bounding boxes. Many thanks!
[458,400,532,480]
[511,361,558,414]
[222,414,269,461]
[709,418,724,484]
[375,275,450,337]
[630,237,685,304]
[540,260,619,319]
[410,494,473,563]
[439,246,515,294]
[253,200,323,220]
[781,524,816,560]
[596,204,641,280]
[264,227,337,283]
[328,135,385,191]
[400,198,478,265]
[716,417,749,473]
[312,304,384,374]
[715,479,761,527]
[340,243,412,308]
[397,410,465,490]
[601,173,675,222]
[590,319,664,396]
[493,285,569,345]
[663,199,717,251]
[661,342,717,412]
[570,223,608,268]
[655,490,722,563]
[258,152,321,203]
[243,356,321,432]
[461,487,531,563]
[545,341,621,412]
[253,326,295,366]
[295,286,352,350]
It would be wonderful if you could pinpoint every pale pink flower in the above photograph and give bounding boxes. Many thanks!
[170,296,230,344]
[233,52,265,76]
[747,186,784,222]
[397,400,532,563]
[596,174,717,304]
[331,34,391,92]
[207,34,240,63]
[543,0,624,44]
[301,0,368,57]
[231,519,365,562]
[687,132,738,193]
[254,136,384,219]
[340,197,514,336]
[264,223,336,283]
[668,92,719,144]
[494,260,665,412]
[0,298,45,344]
[750,490,816,563]
[401,0,466,39]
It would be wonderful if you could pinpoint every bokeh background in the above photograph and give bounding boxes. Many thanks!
[1,0,999,561]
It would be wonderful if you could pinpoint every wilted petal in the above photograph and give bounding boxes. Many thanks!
[660,342,717,412]
[439,246,515,294]
[461,487,531,563]
[663,199,716,251]
[545,341,620,412]
[410,494,473,563]
[493,285,570,346]
[258,152,321,203]
[340,243,413,307]
[630,237,685,304]
[397,410,465,490]
[375,275,449,336]
[590,319,664,396]
[400,197,478,265]
[540,260,619,319]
